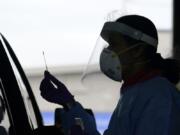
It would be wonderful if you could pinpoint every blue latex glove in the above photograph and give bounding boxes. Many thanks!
[40,71,75,107]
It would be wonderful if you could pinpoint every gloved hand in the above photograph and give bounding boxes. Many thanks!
[40,71,75,107]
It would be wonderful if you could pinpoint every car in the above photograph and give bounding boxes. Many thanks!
[0,34,65,135]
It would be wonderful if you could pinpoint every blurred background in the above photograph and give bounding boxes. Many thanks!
[0,0,173,134]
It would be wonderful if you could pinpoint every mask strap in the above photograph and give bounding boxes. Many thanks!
[135,59,152,66]
[115,43,142,56]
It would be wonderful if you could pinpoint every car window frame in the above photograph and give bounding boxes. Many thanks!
[0,34,43,135]
[0,34,43,127]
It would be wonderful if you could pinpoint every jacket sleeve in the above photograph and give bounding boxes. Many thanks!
[134,93,172,135]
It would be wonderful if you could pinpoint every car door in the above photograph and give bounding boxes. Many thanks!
[0,34,44,135]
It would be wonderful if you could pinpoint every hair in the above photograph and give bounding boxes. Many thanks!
[151,54,180,84]
[115,15,180,84]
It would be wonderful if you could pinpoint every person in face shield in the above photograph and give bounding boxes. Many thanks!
[40,15,180,135]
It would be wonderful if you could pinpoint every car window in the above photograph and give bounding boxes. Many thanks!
[0,34,43,131]
[0,39,38,129]
[8,57,38,129]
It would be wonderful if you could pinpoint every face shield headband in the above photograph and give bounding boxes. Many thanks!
[100,22,158,48]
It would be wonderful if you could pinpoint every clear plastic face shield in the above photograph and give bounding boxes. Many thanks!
[81,15,158,91]
[81,36,122,91]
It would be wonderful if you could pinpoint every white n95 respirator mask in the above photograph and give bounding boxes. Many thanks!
[100,48,122,82]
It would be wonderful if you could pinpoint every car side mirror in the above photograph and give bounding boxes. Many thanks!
[54,108,64,127]
[34,108,66,135]
[54,107,96,134]
[54,108,69,134]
